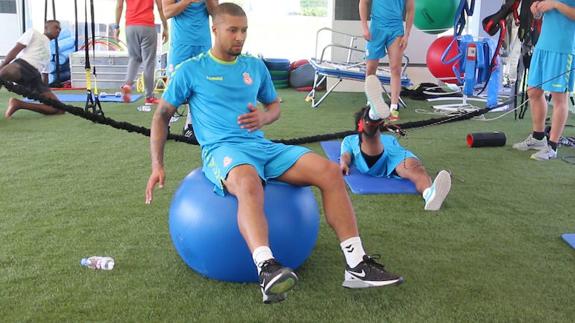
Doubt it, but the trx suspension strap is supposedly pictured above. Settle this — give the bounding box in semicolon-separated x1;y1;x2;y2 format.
74;0;78;51
454;0;475;37
482;0;542;118
44;0;60;86
21;0;26;33
84;0;103;116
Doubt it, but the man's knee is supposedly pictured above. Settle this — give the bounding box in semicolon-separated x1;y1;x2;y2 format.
527;87;544;99
389;64;402;77
0;64;18;81
365;60;379;76
226;168;263;196
551;92;569;107
316;161;345;187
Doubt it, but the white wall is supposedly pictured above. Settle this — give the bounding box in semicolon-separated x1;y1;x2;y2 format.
0;0;28;57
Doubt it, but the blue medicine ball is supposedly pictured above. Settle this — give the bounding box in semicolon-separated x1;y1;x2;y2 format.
169;168;320;283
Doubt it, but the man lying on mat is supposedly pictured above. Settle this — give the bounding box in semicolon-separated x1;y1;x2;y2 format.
339;106;451;211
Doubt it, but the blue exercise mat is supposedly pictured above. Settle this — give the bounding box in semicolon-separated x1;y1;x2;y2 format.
320;140;418;195
25;93;142;103
562;233;575;249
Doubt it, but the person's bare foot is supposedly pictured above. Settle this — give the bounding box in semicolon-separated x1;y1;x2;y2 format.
4;98;20;119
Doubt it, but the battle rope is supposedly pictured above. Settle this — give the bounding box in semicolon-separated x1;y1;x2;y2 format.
0;77;493;145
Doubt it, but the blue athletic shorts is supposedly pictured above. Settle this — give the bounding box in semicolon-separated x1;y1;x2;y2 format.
528;48;575;92
168;44;210;75
202;140;311;196
365;24;404;60
368;146;417;178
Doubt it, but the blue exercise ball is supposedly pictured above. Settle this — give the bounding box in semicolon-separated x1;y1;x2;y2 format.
169;168;320;283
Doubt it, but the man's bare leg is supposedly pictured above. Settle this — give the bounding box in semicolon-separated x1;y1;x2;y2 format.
224;164;297;303
278;152;403;288
4;91;64;119
394;158;432;193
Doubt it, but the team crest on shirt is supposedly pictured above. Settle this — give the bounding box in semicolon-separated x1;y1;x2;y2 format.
243;72;253;85
223;156;232;167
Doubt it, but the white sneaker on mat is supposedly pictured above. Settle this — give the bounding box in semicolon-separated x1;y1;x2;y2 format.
423;170;451;211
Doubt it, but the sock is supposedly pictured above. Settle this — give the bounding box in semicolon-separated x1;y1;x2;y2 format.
533;131;545;140
390;103;398;112
423;187;431;201
368;106;381;120
252;246;274;274
548;140;558;151
340;237;366;268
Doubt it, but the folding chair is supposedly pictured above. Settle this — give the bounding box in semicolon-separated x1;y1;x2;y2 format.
305;27;412;109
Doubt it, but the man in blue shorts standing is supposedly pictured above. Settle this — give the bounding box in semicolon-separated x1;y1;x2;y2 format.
513;0;575;160
145;3;403;304
339;107;451;211
162;0;218;137
359;0;414;122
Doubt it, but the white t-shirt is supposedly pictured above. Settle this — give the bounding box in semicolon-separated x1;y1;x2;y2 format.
15;29;51;74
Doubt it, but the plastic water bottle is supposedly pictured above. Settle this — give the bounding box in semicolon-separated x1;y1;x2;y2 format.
137;105;152;112
80;256;115;270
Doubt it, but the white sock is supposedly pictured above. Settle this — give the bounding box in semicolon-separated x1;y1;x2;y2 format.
252;246;274;273
423;187;431;201
368;106;381;120
340;237;366;268
390;103;398;112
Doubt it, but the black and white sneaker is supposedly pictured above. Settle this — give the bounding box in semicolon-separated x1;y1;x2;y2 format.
182;124;195;139
259;259;298;304
342;255;403;288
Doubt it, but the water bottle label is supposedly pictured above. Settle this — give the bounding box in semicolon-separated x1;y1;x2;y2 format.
81;256;115;270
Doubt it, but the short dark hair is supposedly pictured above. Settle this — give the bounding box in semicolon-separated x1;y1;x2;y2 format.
45;19;60;26
214;2;246;19
354;106;369;131
354;106;385;131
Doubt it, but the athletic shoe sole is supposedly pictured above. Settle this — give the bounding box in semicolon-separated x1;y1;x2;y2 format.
342;271;404;289
262;291;287;304
425;170;452;211
530;150;557;161
364;75;390;120
263;269;298;295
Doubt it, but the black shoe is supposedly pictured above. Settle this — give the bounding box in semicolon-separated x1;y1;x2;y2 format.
259;259;298;304
182;124;195;139
342;255;403;288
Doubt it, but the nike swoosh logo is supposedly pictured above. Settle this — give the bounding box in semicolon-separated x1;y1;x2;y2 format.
350;270;366;278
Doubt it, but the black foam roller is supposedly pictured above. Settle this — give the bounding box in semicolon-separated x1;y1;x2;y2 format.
466;132;506;148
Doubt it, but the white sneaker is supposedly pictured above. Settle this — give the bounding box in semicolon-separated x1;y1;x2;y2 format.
424;170;452;211
530;145;557;161
512;134;547;151
364;75;390;120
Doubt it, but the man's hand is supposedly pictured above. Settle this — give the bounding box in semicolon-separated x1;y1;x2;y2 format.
113;28;120;40
238;103;268;132
162;29;169;44
537;0;558;13
362;28;371;41
145;166;165;204
398;35;409;50
340;163;350;176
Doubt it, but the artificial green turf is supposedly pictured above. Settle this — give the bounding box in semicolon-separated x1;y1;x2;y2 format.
1;88;574;322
